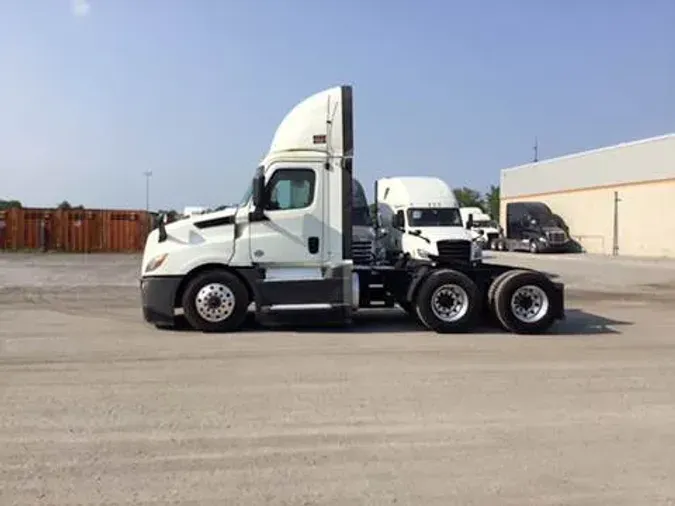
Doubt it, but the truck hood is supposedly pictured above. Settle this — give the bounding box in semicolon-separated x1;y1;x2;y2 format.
167;207;238;232
410;226;473;244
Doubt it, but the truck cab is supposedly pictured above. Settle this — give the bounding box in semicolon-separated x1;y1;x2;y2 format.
139;85;565;335
376;177;482;265
459;206;502;249
505;201;571;253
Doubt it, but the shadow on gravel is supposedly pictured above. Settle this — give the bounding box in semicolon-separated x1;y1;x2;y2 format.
163;307;630;336
546;309;632;336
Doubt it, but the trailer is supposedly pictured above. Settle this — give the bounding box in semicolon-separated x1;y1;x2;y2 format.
139;85;565;334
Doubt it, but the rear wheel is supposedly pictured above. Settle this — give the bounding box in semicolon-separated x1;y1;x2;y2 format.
181;270;249;332
487;270;528;313
415;270;481;333
493;271;557;334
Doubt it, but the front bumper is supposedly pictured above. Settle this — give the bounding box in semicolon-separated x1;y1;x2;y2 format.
140;276;182;326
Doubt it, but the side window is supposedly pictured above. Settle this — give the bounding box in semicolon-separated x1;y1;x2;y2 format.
265;169;316;211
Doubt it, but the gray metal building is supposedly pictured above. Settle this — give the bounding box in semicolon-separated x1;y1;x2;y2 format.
499;133;675;257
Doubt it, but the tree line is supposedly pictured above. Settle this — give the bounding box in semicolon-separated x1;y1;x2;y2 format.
0;200;84;210
2;185;501;219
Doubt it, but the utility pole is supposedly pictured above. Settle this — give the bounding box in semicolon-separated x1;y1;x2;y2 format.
612;191;621;256
533;137;539;163
143;170;153;212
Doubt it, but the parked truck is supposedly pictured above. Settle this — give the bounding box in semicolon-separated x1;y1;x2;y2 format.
495;201;571;253
376;176;482;265
459;207;503;249
139;85;565;334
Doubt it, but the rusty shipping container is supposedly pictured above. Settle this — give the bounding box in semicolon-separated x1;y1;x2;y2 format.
0;208;152;253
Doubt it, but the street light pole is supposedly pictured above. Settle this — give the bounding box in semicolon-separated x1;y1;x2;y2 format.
143;170;153;212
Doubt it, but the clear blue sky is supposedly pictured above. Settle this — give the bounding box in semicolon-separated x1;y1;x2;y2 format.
1;0;674;211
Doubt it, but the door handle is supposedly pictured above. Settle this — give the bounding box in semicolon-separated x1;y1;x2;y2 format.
308;236;319;254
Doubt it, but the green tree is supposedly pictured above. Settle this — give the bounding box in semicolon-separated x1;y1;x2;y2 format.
57;200;72;210
453;187;484;209
484;185;500;221
0;199;22;210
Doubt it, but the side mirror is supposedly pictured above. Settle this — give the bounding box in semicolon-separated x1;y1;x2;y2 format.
251;171;265;209
466;214;474;229
392;213;404;229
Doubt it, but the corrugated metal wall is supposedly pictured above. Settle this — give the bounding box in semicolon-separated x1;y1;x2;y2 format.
0;208;153;252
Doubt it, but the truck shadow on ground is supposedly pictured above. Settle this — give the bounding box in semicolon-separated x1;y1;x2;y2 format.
342;308;631;336
168;308;631;336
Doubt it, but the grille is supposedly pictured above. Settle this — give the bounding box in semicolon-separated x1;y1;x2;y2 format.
546;231;567;244
352;240;373;264
436;239;471;262
486;232;499;242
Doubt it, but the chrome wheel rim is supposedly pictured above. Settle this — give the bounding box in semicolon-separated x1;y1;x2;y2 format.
430;284;469;322
195;283;235;322
510;284;549;323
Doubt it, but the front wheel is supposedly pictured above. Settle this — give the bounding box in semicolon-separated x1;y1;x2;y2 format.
181;270;249;333
493;271;557;334
415;270;481;333
529;240;540;254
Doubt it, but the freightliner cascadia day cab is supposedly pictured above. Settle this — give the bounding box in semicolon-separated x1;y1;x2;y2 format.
499;202;571;254
376;177;482;264
140;85;565;334
459;206;502;249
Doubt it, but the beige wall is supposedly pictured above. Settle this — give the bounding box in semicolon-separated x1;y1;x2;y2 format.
500;180;675;258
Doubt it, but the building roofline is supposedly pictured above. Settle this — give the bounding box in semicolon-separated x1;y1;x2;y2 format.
502;132;675;174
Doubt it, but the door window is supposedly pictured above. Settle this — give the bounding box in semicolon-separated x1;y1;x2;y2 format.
265;169;316;211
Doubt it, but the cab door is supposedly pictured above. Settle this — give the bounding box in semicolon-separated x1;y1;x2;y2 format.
248;163;325;268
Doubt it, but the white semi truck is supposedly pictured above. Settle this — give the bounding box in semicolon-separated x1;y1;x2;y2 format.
140;85;565;334
376;176;482;264
459;206;503;249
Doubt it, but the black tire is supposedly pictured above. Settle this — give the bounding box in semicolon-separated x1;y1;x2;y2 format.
487;269;528;311
493;271;557;334
415;269;481;333
529;240;539;254
181;270;249;333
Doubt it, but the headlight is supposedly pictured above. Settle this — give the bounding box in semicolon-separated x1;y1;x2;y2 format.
415;249;431;259
539;237;547;242
145;253;168;273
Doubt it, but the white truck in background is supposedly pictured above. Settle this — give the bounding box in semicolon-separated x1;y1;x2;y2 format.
376;176;482;265
459;206;503;249
139;85;565;335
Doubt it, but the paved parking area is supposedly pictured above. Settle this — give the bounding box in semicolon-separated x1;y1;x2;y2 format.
2;252;675;505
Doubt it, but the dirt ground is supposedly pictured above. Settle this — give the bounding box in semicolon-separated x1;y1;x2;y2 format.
2;251;675;505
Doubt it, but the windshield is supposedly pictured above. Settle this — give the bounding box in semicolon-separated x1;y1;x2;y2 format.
407;207;462;227
351;179;372;227
473;219;498;228
352;206;372;227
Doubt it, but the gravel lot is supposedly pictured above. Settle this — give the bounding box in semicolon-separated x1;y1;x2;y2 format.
2;251;675;505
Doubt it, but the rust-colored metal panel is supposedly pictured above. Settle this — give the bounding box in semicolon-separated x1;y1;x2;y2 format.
0;208;152;252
